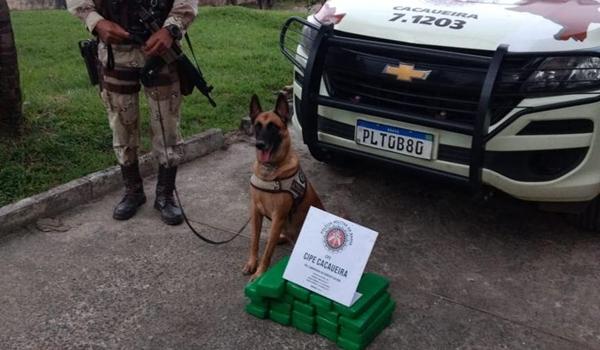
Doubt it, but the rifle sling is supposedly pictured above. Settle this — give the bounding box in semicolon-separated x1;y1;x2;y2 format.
184;33;202;73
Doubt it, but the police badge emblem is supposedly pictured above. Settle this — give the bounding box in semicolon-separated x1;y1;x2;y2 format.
322;221;353;253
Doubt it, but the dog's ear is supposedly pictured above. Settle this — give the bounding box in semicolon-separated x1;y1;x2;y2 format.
249;94;262;122
274;93;290;124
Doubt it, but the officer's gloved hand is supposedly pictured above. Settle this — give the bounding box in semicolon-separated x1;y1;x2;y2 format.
143;28;173;57
95;20;130;45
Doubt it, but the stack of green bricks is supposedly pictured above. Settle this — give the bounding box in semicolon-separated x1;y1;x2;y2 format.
244;256;396;350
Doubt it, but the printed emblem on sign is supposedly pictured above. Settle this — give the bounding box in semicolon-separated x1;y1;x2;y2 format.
322;221;354;253
383;63;432;82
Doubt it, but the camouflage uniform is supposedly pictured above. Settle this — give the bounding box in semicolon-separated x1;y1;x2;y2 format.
67;0;198;167
67;0;198;225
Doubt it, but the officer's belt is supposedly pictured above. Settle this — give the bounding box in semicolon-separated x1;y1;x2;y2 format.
100;66;178;94
104;68;140;81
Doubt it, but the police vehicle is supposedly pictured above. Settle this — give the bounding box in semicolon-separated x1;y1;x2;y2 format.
280;0;600;230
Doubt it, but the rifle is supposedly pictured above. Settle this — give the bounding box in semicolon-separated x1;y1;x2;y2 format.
133;7;217;107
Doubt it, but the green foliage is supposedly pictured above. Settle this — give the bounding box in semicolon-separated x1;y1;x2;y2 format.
0;6;301;207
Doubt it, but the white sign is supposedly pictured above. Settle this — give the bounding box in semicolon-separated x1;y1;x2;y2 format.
283;207;379;307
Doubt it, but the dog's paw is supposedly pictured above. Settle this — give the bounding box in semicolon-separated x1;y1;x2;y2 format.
249;268;266;282
277;233;292;245
242;260;258;275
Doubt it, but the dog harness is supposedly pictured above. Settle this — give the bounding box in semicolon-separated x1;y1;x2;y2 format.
250;167;308;211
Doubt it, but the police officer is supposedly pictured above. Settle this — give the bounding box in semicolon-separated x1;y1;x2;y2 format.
67;0;198;225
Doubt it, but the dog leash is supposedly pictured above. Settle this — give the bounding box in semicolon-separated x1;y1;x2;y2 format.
154;91;242;245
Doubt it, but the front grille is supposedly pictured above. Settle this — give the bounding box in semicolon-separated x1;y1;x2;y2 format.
437;145;470;165
318;116;354;140
323;43;526;132
518;119;594;135
316;115;587;182
485;148;589;182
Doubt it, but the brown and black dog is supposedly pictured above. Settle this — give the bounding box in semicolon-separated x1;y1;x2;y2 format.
243;93;324;280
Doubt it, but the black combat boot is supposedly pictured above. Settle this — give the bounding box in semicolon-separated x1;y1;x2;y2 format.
113;161;146;220
154;165;183;225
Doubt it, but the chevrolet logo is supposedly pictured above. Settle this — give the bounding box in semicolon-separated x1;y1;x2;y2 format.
383;63;431;82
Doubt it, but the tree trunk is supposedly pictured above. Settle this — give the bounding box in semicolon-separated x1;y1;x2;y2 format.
0;0;23;137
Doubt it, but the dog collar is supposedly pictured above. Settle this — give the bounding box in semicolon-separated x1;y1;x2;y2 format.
250;167;307;205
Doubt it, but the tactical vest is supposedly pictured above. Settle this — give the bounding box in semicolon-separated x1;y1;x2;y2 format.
94;0;174;41
250;167;309;217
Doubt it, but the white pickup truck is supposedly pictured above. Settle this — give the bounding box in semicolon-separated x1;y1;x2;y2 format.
280;0;600;230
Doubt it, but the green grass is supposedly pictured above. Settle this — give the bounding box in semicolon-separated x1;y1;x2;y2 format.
0;6;304;207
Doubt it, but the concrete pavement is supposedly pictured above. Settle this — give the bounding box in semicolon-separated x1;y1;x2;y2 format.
1;132;599;349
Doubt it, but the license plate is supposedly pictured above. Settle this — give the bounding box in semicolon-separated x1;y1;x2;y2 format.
355;120;434;160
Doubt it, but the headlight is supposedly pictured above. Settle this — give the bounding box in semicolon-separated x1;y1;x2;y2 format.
524;56;600;92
